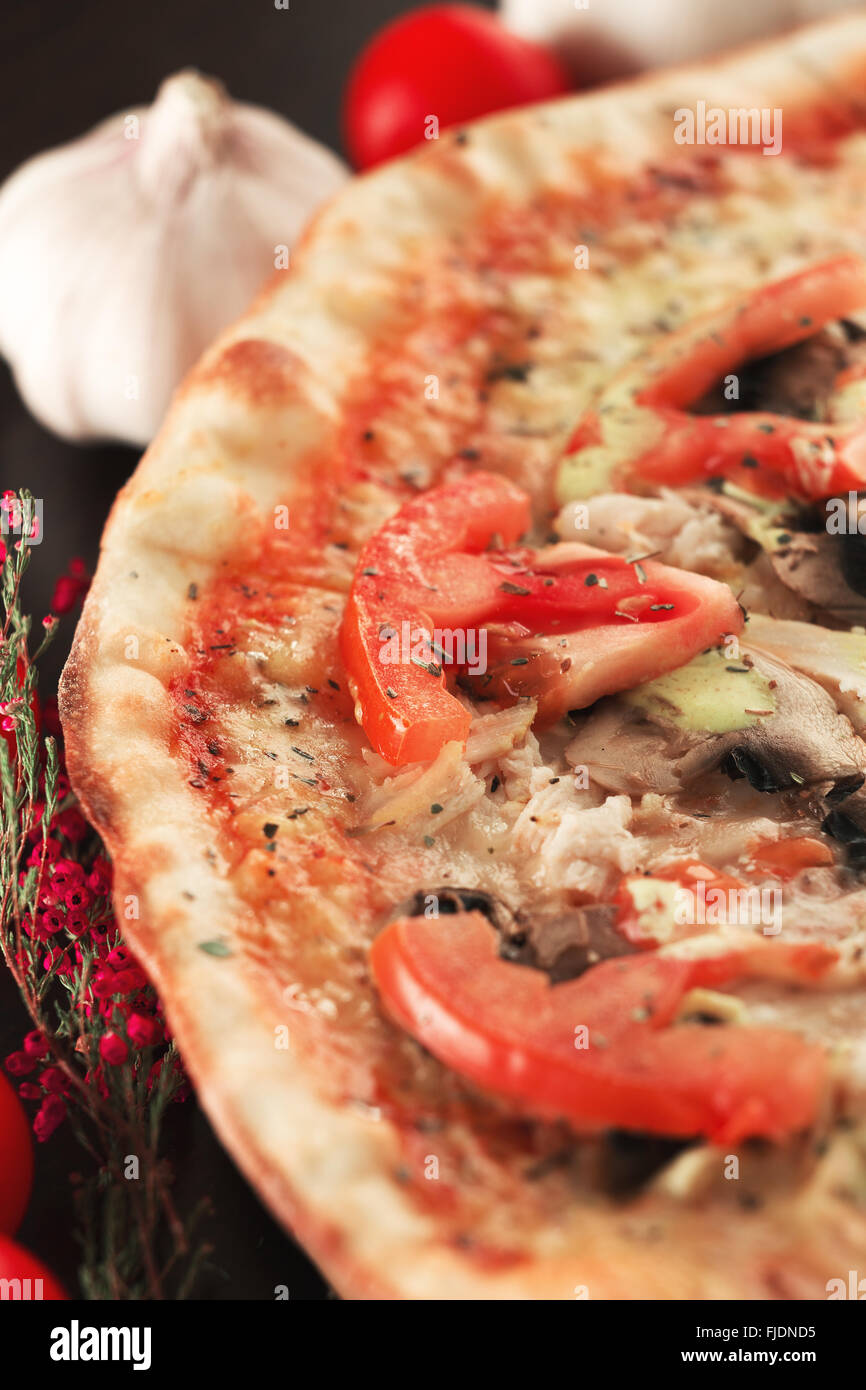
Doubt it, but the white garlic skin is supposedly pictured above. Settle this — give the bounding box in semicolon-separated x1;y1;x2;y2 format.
0;71;348;446
501;0;851;81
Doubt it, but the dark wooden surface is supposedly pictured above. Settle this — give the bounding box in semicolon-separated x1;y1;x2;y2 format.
0;0;497;1302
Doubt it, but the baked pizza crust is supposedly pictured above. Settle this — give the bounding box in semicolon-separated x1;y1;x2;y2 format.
60;12;866;1298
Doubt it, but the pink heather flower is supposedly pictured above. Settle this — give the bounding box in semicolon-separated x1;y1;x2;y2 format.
86;863;112;895
39;1067;68;1095
5;1050;35;1076
41;946;73;976
92;968;120;1000
64;911;90;938
34;1094;66;1142
41;614;56;630
113;967;147;994
50;577;78;614
99;1033;128;1066
2;702;189;1137
28;838;61;866
83;1069;110;1100
1;716;14;733
33;909;64;939
127;1013;160;1048
50;861;84;891
56;808;89;842
50;559;90;615
23;1030;49;1059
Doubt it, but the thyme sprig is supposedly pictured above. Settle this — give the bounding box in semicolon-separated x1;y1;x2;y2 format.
0;492;210;1298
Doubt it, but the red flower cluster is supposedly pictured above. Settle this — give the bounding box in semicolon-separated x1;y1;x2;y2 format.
3;562;184;1141
1;491;39;551
3;773;182;1139
50;558;90;617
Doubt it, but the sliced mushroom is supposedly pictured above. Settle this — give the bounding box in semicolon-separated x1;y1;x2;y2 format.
744;613;866;736
692;322;866;422
766;529;866;627
564;701;689;797
386;887;633;984
681;483;866;627
671;647;866;800
597;1130;691;1199
569;646;866;860
499;903;635;983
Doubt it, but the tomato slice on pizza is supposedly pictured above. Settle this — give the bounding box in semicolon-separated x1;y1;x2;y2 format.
341;473;743;762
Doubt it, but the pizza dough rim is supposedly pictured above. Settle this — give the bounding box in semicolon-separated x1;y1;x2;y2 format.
60;12;866;1299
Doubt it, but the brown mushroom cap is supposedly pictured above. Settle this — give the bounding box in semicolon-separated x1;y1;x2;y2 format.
569;646;866;845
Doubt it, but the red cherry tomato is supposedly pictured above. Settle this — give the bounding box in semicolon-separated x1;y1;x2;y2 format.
0;1072;32;1234
343;4;572;169
0;1235;65;1299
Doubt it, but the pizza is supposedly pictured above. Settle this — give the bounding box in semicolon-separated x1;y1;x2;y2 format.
61;13;866;1299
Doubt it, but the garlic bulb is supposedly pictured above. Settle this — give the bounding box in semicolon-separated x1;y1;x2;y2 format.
0;71;348;446
501;0;851;82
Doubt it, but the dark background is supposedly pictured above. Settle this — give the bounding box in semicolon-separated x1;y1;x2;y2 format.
0;0;494;1302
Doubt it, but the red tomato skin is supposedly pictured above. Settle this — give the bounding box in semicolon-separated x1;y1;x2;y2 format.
343;5;572;169
0;1072;33;1235
341;472;743;764
340;471;530;764
372;912;827;1143
747;836;835;879
0;1235;65;1299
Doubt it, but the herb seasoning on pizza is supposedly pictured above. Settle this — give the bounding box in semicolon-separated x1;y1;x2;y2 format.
62;14;866;1298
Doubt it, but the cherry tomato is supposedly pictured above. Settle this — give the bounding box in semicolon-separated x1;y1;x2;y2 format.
343;4;572;169
0;1072;33;1234
0;1234;65;1299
